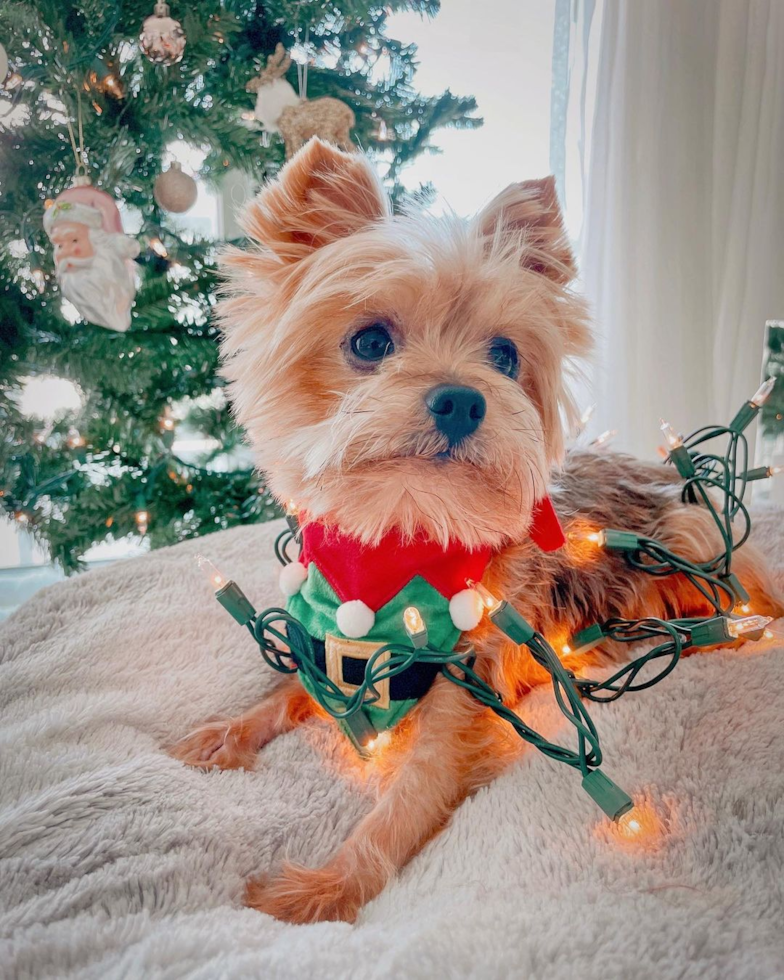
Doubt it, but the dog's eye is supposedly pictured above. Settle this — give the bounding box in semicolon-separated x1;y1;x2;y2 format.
488;337;520;379
349;324;395;363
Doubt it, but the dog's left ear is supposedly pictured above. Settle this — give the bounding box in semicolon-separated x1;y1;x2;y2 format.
476;176;576;284
241;138;389;264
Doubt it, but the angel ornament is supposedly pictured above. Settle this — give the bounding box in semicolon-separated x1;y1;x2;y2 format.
245;43;355;159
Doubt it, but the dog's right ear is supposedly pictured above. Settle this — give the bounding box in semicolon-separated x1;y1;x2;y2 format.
241;138;389;264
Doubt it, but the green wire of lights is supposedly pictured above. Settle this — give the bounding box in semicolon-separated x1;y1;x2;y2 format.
199;380;778;825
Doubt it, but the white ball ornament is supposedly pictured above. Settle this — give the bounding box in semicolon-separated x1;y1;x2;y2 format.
153;162;197;213
449;588;485;632
336;600;375;639
279;561;308;597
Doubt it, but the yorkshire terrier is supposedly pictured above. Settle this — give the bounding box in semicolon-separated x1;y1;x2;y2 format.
171;138;782;924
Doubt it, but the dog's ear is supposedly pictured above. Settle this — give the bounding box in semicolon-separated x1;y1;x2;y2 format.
476;176;576;284
241;138;389;264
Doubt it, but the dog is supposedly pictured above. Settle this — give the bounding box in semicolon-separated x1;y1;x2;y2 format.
171;138;783;924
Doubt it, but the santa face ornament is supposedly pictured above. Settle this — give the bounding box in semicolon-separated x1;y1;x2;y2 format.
44;179;140;332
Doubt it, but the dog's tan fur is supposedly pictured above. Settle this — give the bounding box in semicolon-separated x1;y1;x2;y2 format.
171;139;783;924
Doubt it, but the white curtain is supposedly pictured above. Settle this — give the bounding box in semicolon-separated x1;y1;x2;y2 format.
564;0;784;458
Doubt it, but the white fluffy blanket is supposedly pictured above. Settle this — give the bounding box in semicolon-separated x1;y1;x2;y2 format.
2;513;783;980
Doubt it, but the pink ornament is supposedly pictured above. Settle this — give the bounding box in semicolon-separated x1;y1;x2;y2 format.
44;177;140;332
140;2;186;66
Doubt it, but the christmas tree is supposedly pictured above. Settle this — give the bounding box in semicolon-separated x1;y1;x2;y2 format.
0;1;480;571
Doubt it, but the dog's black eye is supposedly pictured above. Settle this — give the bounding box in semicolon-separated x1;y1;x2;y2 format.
350;323;395;363
488;337;519;379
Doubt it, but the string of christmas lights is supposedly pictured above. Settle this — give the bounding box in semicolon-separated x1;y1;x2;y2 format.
199;382;779;829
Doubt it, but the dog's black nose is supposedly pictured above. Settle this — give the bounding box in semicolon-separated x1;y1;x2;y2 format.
425;384;486;446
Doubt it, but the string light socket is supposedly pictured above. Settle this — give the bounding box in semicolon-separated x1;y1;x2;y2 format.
597;529;641;551
343;709;379;755
729;380;774;434
468;580;535;645
568;623;606;657
582;769;634;822
721;572;750;606
745;465;784;481
197;556;257;626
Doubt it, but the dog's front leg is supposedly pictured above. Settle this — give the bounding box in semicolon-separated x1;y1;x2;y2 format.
245;677;513;923
170;676;317;770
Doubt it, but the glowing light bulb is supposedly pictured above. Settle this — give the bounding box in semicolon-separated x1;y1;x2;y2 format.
763;629;773;640
197;554;227;591
149;237;168;258
590;429;618;448
403;606;428;647
750;377;776;407
159;412;175;432
466;579;503;615
562;643;572;655
31;267;46;293
364;730;391;753
404;606;424;634
585;530;605;546
660;418;683;450
609;800;664;845
285;499;298;516
579;404;595;428
619;812;641;835
15;511;29;524
66;427;85;449
103;74;123;97
135;510;149;534
727;615;774;638
768;465;783;477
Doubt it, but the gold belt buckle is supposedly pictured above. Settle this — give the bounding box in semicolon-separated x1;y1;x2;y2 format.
324;633;391;710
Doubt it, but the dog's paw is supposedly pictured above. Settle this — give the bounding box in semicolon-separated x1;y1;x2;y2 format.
169;720;258;771
244;863;362;924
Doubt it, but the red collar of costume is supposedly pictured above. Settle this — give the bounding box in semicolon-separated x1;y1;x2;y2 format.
298;496;564;612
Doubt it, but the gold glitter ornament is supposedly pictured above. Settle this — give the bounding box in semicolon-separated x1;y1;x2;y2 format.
153;162;197;213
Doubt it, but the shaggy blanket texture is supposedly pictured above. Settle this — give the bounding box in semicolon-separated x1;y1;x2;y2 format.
1;513;783;980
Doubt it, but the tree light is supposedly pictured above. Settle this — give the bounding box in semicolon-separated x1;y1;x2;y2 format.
660;418;683;450
403;606;428;648
135;510;149;534
578;404;595;430
149;237;168;258
66;427;85;448
750;377;776;407
727;615;774;638
197;554;226;591
466;579;502;615
590;429;617;449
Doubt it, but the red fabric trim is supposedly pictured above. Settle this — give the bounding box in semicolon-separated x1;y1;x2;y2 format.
528;496;565;552
300;523;492;611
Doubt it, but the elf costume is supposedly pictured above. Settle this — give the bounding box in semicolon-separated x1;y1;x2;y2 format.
279;498;566;752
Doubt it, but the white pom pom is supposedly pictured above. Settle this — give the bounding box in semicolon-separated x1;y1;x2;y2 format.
449;588;485;631
279;561;308;597
336;600;376;639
